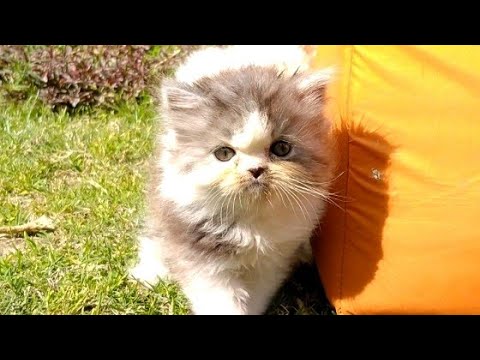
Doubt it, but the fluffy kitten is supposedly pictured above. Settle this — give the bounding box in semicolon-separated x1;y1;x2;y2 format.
130;45;335;315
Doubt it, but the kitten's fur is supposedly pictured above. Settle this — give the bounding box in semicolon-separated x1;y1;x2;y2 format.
130;45;335;315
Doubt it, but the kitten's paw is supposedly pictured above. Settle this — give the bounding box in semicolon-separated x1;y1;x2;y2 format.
129;236;170;288
184;279;249;315
190;301;248;315
128;261;170;289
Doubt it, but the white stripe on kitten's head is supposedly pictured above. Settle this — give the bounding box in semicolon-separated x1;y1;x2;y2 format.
174;45;311;85
159;63;335;222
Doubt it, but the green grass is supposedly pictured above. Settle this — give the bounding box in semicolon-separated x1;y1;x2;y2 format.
0;48;334;315
0;96;191;314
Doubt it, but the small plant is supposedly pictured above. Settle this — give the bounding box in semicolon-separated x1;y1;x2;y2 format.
0;45;201;110
0;46;32;100
0;45;27;83
28;45;153;109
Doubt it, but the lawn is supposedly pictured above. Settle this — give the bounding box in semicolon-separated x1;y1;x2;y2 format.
0;45;334;315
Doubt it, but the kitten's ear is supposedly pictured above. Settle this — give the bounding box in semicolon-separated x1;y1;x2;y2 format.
161;79;204;111
296;67;335;103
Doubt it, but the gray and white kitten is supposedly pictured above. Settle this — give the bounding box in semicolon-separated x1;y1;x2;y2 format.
130;45;335;315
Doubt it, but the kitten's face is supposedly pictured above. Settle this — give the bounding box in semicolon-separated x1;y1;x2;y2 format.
160;66;333;217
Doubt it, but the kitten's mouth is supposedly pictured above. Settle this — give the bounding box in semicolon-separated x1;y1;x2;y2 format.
244;179;267;195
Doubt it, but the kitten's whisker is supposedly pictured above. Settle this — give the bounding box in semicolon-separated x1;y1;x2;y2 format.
277;183;308;222
285;175;338;189
254;192;260;217
265;189;274;209
271;184;288;209
321;171;347;184
239;190;244;210
317;194;345;212
284;182;345;212
283;181;329;197
323;193;352;202
325;200;345;212
288;185;318;216
223;193;231;224
204;189;223;213
295;188;345;211
218;192;230;227
226;191;236;222
232;191;238;218
285;186;310;222
279;169;345;187
280;177;348;201
276;184;298;218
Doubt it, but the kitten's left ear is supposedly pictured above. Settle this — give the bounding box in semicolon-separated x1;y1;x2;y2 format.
161;78;204;112
296;67;335;103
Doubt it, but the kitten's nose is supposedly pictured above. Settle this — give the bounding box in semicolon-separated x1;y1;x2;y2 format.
248;167;265;179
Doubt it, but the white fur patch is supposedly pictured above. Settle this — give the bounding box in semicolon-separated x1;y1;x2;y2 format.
160;165;198;207
231;110;270;151
129;236;170;287
183;276;249;315
175;45;309;85
160;152;231;208
163;130;177;149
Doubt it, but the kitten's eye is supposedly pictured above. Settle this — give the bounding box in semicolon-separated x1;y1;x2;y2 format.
214;147;236;162
270;141;292;157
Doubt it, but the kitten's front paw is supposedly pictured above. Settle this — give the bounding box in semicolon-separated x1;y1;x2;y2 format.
129;236;170;288
128;262;169;289
190;303;248;315
184;280;249;315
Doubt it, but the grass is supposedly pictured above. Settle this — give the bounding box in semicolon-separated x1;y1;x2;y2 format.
0;47;334;315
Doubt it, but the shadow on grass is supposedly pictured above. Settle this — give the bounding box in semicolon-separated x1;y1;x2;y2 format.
267;262;336;315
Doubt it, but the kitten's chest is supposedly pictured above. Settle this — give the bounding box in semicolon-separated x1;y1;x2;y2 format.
222;217;311;271
235;209;314;251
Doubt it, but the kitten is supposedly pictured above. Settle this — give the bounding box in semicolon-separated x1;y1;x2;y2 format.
130;45;335;315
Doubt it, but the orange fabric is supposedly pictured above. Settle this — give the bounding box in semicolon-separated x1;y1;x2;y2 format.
310;45;480;314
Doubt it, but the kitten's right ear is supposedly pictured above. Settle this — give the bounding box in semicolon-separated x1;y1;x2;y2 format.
295;67;336;103
161;79;203;111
